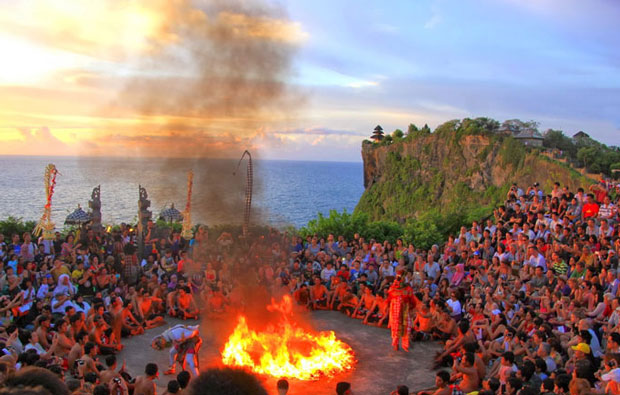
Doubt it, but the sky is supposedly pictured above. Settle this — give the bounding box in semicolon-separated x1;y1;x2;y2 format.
0;0;618;162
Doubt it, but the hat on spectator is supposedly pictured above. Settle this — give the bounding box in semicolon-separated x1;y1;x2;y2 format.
571;343;591;354
601;368;620;383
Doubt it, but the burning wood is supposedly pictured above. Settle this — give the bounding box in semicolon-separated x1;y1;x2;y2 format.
221;295;356;380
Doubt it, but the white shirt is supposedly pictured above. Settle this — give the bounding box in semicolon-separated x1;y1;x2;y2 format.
51;298;75;314
447;298;462;316
74;301;91;315
588;328;604;358
36;284;50;300
379;265;394;277
529;253;547;272
163;325;199;343
320;268;336;282
24;343;46;356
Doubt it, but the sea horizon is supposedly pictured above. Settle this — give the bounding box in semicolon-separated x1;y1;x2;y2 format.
0;156;364;229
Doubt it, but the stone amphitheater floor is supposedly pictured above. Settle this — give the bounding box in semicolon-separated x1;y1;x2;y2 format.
116;311;441;394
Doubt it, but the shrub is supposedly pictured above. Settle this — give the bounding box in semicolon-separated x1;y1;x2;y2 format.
403;218;442;250
0;217;37;239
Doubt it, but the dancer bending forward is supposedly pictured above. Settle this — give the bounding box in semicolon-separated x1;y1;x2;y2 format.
151;324;202;377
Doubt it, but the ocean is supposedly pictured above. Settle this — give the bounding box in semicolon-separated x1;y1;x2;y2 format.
0;156;364;229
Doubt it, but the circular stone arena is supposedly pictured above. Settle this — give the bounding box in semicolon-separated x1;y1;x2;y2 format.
117;311;441;394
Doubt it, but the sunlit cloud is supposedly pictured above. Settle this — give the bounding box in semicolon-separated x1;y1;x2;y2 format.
274;127;365;137
347;80;379;89
0;127;74;156
218;12;309;43
0;0;617;161
0;1;176;59
296;64;380;89
0;0;310;159
0;34;92;85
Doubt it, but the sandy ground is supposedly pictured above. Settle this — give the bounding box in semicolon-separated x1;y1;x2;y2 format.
115;311;441;394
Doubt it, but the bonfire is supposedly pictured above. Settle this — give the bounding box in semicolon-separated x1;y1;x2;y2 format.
221;295;356;380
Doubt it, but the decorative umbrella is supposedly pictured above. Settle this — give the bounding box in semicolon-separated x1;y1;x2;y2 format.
65;205;92;225
160;203;183;222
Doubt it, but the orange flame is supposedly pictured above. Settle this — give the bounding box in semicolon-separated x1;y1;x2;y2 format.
221;295;356;380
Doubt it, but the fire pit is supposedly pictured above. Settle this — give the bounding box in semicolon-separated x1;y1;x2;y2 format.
221;295;356;380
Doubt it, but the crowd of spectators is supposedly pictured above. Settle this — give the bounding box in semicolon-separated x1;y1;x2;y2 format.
0;179;618;394
284;180;620;394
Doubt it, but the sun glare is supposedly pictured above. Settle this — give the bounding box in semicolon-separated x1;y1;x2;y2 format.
0;35;76;85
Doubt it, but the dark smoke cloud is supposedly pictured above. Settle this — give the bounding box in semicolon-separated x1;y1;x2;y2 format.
114;0;302;131
83;0;304;227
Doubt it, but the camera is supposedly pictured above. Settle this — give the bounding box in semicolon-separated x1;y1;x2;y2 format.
77;359;85;365
113;377;122;384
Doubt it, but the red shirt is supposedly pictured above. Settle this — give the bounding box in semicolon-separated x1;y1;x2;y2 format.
583;203;599;218
337;270;350;281
177;259;187;273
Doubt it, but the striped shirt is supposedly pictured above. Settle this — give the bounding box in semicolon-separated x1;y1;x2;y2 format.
552;260;569;275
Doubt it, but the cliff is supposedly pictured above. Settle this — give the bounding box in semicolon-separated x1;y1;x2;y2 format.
355;118;593;224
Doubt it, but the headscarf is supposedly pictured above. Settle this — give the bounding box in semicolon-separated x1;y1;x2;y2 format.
53;273;76;297
451;263;465;286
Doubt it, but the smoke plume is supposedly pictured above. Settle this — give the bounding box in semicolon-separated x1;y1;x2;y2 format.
84;0;304;226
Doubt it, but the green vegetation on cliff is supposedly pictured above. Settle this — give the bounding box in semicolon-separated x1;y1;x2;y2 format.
354;117;595;243
298;209;443;250
543;130;620;176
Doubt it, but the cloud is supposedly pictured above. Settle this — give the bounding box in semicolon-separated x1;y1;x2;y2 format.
217;12;308;43
75;129;257;158
311;135;325;146
347;80;379;89
0;0;308;61
52;69;110;88
0;1;172;60
273;127;365;137
424;14;441;29
0;127;74;155
424;2;442;29
0;0;309;160
496;0;620;33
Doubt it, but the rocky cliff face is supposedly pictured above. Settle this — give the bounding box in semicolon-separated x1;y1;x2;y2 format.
356;129;591;222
